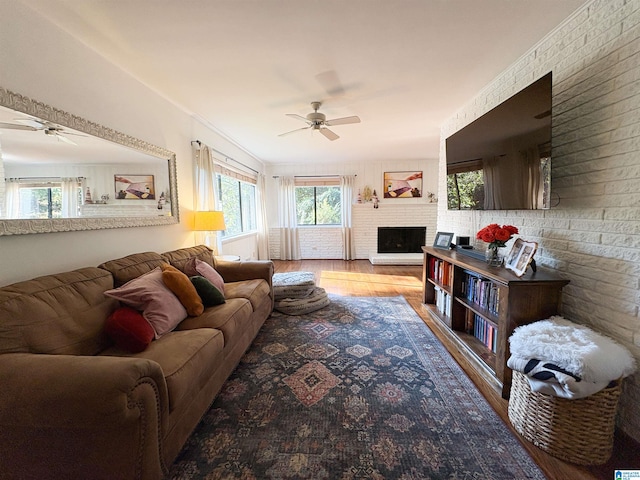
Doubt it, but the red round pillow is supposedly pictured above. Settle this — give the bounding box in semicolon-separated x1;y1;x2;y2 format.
105;306;155;353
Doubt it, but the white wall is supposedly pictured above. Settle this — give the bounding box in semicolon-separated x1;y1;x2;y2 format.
0;2;263;286
266;158;438;259
438;0;640;441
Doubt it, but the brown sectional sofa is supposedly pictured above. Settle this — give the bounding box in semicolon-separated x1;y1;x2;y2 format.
0;245;274;480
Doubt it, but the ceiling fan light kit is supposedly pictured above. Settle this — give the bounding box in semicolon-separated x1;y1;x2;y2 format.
279;101;360;141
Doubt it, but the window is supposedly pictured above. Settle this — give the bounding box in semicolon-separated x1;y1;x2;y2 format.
18;184;63;219
216;173;257;237
295;185;341;225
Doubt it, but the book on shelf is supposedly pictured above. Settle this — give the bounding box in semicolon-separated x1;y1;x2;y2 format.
433;285;452;317
429;257;453;287
461;271;500;315
472;314;497;353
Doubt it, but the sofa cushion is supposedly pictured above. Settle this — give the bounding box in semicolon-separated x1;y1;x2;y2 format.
104;267;187;338
161;264;204;317
104;306;155;353
177;298;252;347
190;276;225;307
98;252;166;287
183;258;225;296
224;279;270;311
100;328;224;413
0;267;117;356
161;245;215;271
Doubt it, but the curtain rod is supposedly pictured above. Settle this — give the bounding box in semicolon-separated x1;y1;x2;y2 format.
272;174;357;178
191;140;259;175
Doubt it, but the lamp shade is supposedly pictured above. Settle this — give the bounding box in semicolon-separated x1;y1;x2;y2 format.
193;211;226;231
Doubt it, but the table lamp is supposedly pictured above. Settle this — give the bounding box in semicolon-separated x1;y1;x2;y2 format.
193;211;226;254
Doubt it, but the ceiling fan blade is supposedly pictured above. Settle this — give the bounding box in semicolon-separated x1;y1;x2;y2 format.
0;122;38;131
278;126;311;137
13;118;47;129
325;115;361;126
285;113;310;124
56;134;77;145
315;70;346;97
319;127;339;141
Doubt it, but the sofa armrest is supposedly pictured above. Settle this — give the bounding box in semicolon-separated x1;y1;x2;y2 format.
0;353;169;480
214;259;274;289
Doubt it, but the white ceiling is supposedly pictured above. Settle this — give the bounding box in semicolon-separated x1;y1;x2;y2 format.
20;0;588;166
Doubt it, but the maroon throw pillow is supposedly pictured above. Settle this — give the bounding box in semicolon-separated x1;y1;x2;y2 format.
105;306;155;353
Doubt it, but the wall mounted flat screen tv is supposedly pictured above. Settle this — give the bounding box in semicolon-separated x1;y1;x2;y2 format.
446;72;552;210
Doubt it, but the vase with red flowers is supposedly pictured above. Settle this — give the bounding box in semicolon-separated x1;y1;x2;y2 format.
476;223;519;266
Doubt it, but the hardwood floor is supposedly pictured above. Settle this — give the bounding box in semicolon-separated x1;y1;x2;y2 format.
273;259;639;480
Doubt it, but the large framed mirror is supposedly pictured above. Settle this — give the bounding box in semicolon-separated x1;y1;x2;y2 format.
0;87;179;235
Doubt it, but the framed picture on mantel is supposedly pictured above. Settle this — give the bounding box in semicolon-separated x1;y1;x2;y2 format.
505;238;538;277
115;174;155;200
433;231;454;250
383;171;422;198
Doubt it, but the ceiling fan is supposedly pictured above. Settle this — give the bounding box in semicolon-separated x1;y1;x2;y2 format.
279;101;360;141
0;118;84;145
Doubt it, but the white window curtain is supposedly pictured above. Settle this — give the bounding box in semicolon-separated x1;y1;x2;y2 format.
194;143;222;252
4;178;20;219
256;173;271;260
521;145;541;209
483;156;505;210
340;175;356;260
61;177;82;218
278;176;300;260
194;144;219;211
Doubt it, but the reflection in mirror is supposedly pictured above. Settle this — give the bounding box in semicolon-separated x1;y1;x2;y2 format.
0;87;179;235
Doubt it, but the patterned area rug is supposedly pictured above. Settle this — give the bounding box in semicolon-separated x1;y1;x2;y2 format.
169;295;545;479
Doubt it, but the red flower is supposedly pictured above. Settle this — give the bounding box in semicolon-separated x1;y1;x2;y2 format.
476;224;519;248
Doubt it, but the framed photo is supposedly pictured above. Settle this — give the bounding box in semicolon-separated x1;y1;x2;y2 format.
433;231;454;250
114;175;155;200
505;238;538;277
383;171;422;198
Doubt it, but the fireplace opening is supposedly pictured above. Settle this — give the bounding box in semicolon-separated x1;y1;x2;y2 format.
377;227;426;254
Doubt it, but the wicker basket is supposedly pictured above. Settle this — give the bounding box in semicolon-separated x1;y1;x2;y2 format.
508;370;622;465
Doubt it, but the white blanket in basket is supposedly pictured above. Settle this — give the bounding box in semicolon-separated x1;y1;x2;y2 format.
508;316;636;399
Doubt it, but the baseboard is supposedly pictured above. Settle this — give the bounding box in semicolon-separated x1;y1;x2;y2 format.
369;253;423;265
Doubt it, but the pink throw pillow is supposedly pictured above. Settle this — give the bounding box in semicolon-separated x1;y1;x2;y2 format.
183;258;225;296
104;267;187;338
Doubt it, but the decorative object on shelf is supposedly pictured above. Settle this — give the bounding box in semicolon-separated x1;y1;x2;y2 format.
356;190;362;203
433;231;454;250
372;189;379;209
505;238;538;276
383;171;422;198
362;186;372;202
85;187;93;204
476;223;519;267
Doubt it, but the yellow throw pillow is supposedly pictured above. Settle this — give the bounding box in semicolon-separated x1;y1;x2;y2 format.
161;263;204;317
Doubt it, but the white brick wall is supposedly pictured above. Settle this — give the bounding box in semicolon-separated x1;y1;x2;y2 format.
439;0;640;441
269;203;438;259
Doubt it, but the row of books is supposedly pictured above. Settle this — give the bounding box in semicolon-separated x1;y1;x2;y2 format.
471;314;498;353
461;272;500;315
433;285;452;317
428;257;453;287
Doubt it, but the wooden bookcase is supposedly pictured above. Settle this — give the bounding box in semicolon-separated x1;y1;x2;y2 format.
422;246;569;398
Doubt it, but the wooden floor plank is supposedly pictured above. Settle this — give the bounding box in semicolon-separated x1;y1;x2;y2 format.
272;259;638;480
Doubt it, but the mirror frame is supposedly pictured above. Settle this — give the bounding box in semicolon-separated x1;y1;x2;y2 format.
0;87;179;235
